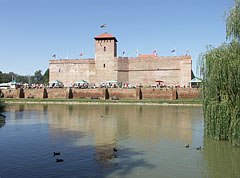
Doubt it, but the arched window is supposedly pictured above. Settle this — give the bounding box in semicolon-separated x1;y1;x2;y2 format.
104;46;106;52
103;64;105;68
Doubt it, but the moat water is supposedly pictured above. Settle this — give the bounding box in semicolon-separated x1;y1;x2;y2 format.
0;104;239;178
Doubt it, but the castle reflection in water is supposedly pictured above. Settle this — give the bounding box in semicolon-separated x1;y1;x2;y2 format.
7;104;197;166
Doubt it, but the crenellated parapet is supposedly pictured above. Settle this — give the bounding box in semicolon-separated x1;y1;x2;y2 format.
49;58;95;64
49;32;193;87
116;56;191;70
117;55;191;61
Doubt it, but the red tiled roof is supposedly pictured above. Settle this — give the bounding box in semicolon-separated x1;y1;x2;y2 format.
138;54;158;58
94;33;118;42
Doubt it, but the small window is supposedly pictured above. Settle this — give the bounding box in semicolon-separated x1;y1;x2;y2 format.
104;46;106;52
59;69;61;72
103;64;105;68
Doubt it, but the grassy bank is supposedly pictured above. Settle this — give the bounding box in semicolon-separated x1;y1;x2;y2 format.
1;98;202;105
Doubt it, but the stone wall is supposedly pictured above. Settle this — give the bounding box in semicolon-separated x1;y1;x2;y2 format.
141;88;177;100
177;88;200;99
1;89;19;98
122;56;191;87
108;88;137;99
0;88;200;100
95;39;118;85
24;89;46;99
117;57;129;84
49;33;192;88
46;88;70;99
72;88;107;99
49;59;95;87
49;56;192;88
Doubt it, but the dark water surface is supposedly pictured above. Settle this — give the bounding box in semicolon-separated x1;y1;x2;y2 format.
0;104;239;178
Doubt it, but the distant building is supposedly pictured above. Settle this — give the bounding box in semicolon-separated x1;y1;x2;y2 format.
49;33;192;87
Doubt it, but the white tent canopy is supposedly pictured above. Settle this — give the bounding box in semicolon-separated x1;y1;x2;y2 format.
189;78;202;83
49;80;62;84
107;79;118;83
74;80;87;84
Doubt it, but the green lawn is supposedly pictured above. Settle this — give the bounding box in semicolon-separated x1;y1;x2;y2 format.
2;98;202;105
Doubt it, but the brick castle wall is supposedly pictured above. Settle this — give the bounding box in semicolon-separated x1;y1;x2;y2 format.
49;59;95;87
94;39;118;84
118;56;191;87
24;89;46;99
1;89;18;98
108;88;137;99
49;33;192;88
0;88;200;100
141;88;177;100
49;56;192;88
177;88;200;99
47;88;69;99
72;88;107;99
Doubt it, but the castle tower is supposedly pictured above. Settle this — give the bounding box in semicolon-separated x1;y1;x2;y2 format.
94;33;118;84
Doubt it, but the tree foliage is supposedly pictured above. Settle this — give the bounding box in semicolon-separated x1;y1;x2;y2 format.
226;0;240;40
200;42;240;146
0;71;29;84
0;68;49;85
33;70;43;84
200;0;240;146
43;69;49;84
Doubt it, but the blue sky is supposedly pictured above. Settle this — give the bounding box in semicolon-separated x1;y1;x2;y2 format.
0;0;233;76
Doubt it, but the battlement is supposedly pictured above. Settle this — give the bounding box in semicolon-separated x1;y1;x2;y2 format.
49;32;192;88
117;55;191;61
49;58;95;64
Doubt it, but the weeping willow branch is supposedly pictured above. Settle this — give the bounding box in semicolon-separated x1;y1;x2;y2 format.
200;41;240;146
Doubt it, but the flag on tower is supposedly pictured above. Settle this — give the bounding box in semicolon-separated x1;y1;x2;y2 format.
100;24;107;28
186;50;189;55
171;49;175;53
136;49;139;57
79;52;83;56
153;49;156;54
52;53;56;59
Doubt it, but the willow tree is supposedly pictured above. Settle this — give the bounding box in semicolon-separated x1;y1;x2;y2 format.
226;0;240;40
200;0;240;146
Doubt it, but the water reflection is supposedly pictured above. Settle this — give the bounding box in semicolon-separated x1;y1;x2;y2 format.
0;120;5;128
46;105;194;145
2;104;239;178
203;136;240;178
0;114;6;128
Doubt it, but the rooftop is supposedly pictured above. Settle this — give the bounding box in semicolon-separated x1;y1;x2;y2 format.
94;32;118;42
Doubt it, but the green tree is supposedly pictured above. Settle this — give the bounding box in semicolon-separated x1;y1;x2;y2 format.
0;72;14;83
200;0;240;146
43;69;49;84
226;0;240;40
34;70;43;84
15;75;29;84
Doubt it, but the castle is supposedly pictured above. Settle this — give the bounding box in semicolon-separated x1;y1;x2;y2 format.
49;33;193;87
